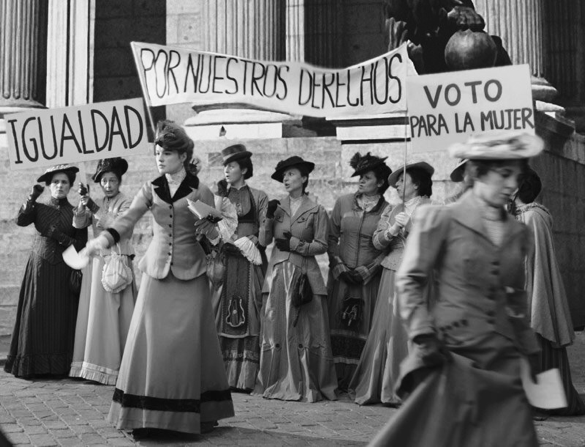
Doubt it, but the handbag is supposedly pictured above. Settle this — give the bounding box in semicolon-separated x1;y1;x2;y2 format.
101;244;133;293
292;258;313;326
69;269;83;294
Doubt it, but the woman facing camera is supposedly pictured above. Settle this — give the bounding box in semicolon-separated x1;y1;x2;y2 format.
69;157;137;385
349;161;434;405
370;132;544;447
327;153;391;391
5;164;87;378
85;121;234;436
254;156;337;402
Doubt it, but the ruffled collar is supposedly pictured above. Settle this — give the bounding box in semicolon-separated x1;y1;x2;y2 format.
165;167;186;186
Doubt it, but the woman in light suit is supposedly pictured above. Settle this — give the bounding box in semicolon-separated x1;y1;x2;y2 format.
253;156;337;402
369;132;544;447
86;121;234;437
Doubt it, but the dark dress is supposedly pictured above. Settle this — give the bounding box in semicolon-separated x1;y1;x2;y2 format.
5;197;88;378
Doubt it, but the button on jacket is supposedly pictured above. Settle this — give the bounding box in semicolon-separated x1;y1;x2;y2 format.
107;171;215;281
397;191;539;356
260;195;329;295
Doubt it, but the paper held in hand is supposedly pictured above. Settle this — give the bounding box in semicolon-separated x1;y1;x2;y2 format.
187;199;223;222
520;357;567;409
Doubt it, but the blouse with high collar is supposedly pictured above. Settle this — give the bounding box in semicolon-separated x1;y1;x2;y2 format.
165;167;187;197
474;193;506;246
48;197;71;208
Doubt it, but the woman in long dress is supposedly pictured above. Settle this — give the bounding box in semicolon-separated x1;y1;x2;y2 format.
370;131;544;447
5;164;87;378
69;157;137;385
327;152;391;391
349;161;434;405
513;167;585;416
253;156;337;402
86;121;234;436
211;144;268;392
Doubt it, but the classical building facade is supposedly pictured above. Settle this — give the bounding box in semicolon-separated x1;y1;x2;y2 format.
1;0;585;337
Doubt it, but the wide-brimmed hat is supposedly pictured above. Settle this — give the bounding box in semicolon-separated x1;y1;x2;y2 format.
449;131;544;160
92;157;129;182
450;159;468;182
271;156;315;183
350;152;390;177
388;161;435;187
222;144;252;165
37;164;79;184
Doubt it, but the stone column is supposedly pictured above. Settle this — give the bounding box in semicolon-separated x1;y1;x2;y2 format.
46;0;94;108
0;0;46;113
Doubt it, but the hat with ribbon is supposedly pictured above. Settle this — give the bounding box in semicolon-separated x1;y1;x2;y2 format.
37;164;79;184
388;161;435;187
271;156;315;183
349;152;390;177
449;131;544;160
92;157;129;182
221;144;252;165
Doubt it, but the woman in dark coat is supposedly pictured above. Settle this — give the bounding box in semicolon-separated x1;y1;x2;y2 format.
327;153;391;391
5;164;88;378
370;131;544;447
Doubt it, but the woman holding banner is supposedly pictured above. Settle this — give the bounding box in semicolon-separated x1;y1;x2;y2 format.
85;121;234;436
326;152;391;391
254;156;337;402
5;164;88;378
369;131;543;447
211;144;268;392
69;157;138;385
349;161;434;405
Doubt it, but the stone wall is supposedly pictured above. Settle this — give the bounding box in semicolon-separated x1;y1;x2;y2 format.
1;114;584;335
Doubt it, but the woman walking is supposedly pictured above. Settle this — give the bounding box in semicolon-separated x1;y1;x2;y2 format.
86;121;234;436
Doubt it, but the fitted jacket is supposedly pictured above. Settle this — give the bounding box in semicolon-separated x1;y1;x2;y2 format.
260;195;329;295
397;191;539;356
105;171;215;281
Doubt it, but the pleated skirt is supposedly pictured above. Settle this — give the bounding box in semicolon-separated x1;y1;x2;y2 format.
69;257;137;385
108;272;234;434
253;261;338;402
4;253;79;378
348;268;409;405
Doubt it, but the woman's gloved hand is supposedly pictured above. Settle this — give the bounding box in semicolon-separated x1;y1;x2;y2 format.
194;218;219;240
274;230;292;252
413;333;452;367
266;199;280;219
29;184;45;202
86;234;110;257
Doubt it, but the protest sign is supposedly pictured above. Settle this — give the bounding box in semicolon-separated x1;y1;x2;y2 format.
5;98;149;171
406;65;534;152
131;42;415;118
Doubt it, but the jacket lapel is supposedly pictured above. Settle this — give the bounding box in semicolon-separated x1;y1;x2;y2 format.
291;195;318;223
152;172;200;204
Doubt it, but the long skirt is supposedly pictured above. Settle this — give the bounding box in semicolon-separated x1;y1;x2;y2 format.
108;272;234;434
4;253;79;378
536;334;585;415
369;333;538;447
211;253;263;391
253;261;337;402
348;268;409;405
69;257;137;385
328;269;382;391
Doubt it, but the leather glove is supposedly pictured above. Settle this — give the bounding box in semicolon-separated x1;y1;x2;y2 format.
413;334;452;367
194;218;219;240
274;237;290;252
348;269;365;284
78;182;89;197
267;199;280;219
29;184;44;202
222;243;241;256
47;225;74;247
339;270;358;285
206;214;223;224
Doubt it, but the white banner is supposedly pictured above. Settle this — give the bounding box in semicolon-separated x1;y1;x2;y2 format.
5;98;150;171
131;42;415;118
406;65;534;152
